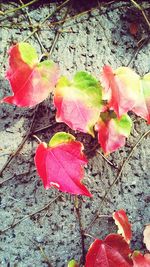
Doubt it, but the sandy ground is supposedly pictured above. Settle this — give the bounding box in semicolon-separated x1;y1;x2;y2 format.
0;1;150;266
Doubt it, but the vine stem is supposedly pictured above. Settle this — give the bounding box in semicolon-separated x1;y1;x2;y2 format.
32;121;57;134
23;0;71;42
96;150;118;169
74;196;85;265
19;0;46;53
126;36;149;67
86;129;150;232
48;0;116;27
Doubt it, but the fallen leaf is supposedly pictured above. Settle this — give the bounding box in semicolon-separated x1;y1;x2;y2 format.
129;22;138;36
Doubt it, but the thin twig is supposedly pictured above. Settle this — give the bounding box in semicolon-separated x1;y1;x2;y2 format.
126;37;149;67
23;0;71;42
0;193;62;235
27;237;53;267
84;232;96;240
96;150;118;169
0;175;16;186
74;196;85;265
130;0;150;29
19;0;46;53
48;0;117;27
0;0;39;16
48;3;70;59
86;129;150;231
32;122;57;134
0;105;38;177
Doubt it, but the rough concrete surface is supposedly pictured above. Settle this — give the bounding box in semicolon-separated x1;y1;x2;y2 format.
0;1;150;266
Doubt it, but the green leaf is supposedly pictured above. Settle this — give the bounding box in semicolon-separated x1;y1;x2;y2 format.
49;132;75;147
19;42;38;66
68;259;79;267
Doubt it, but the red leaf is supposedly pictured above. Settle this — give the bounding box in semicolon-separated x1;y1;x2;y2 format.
1;43;59;107
113;209;132;243
132;252;150;267
85;234;132;267
129;22;138;36
100;65;140;118
95;112;132;154
34;132;92;197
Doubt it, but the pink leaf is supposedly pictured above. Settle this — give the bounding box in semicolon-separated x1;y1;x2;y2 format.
95;112;132;154
100;65;140;118
34;132;92;197
113;209;132;243
85;234;132;267
54;72;102;136
1;42;59;107
132;73;150;124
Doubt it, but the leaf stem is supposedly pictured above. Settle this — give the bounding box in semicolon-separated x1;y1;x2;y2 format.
32;134;42;144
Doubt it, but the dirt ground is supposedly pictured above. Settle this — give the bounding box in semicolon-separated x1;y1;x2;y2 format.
0;1;150;266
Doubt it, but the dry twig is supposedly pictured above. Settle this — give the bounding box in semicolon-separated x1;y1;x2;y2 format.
0;193;62;235
86;129;150;231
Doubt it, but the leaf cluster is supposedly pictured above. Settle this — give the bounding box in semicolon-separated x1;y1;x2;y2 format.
1;42;150;196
